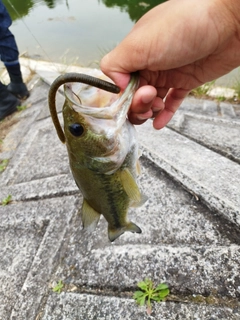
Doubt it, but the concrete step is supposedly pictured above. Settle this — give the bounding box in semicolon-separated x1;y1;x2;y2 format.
1;62;240;320
180;96;240;120
168;111;240;163
42;292;240;320
136;122;240;227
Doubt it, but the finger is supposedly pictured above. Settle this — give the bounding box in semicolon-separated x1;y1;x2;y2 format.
130;85;157;113
101;70;130;90
153;88;190;129
128;109;153;125
128;95;165;125
127;85;157;125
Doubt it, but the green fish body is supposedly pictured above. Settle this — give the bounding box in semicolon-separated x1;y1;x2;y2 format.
49;72;146;241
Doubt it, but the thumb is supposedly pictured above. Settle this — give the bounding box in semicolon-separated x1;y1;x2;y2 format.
100;53;131;90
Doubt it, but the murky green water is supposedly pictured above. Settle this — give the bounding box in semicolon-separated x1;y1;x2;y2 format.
2;0;239;87
3;0;164;65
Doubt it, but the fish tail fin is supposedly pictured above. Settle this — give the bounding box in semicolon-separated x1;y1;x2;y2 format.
108;222;142;242
81;199;101;232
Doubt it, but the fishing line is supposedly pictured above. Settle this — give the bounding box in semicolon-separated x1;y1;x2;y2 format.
6;0;57;68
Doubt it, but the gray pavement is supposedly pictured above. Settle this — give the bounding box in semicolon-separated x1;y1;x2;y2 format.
0;60;240;320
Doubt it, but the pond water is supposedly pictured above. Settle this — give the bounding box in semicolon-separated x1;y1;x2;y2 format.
3;0;164;66
2;0;239;87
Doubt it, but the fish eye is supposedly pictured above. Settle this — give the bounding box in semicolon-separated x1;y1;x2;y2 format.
68;123;84;136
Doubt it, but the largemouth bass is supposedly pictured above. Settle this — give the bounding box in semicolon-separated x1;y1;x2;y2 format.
48;71;146;241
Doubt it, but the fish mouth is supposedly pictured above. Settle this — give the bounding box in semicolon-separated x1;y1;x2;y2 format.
64;72;139;123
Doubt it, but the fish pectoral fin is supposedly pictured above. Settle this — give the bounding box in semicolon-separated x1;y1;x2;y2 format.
120;168;141;202
108;222;142;242
136;159;141;176
130;193;148;207
120;168;145;205
81;199;101;232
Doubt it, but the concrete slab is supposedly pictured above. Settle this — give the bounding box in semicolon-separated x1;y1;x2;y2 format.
0;115;69;186
180;97;219;117
42;293;240;320
136;122;240;226
0;196;78;320
0;60;240;320
168;111;240;163
220;101;239;119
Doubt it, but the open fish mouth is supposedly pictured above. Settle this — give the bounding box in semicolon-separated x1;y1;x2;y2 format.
64;70;139;120
48;69;139;143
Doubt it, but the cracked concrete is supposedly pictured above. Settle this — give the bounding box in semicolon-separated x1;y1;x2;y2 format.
0;59;240;320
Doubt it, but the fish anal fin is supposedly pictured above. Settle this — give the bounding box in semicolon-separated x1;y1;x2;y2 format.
108;228;125;242
108;222;142;242
81;199;101;232
120;168;142;203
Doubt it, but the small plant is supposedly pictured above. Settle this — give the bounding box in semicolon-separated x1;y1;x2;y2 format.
52;280;64;294
0;159;8;172
1;195;12;206
216;95;226;102
17;105;27;111
133;278;169;314
233;79;240;100
191;80;215;97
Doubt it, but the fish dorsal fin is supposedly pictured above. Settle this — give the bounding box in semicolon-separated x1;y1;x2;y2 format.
120;168;142;203
81;199;101;232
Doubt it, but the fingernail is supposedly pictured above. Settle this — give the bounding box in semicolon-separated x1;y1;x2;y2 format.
142;95;154;104
136;114;151;120
152;106;163;112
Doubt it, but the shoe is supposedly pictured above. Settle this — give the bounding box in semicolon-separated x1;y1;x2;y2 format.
0;85;21;121
7;82;30;100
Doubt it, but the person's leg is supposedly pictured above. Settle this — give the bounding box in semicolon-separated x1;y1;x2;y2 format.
5;61;30;99
0;2;29;99
0;81;20;120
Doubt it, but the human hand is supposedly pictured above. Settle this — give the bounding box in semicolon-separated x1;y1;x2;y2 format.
101;0;240;129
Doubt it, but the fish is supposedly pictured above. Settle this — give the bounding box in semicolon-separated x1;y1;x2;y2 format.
48;71;147;241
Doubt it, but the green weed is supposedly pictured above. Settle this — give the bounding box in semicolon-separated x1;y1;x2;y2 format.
52;280;64;294
133;279;169;314
216;96;226;102
17;105;27;111
233;80;240;100
1;195;12;206
191;80;215;97
0;159;9;172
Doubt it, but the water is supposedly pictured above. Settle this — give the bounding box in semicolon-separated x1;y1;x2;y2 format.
3;0;163;66
2;0;239;87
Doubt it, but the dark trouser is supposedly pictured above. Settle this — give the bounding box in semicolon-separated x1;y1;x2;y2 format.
0;0;19;65
0;1;23;85
0;1;29;119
